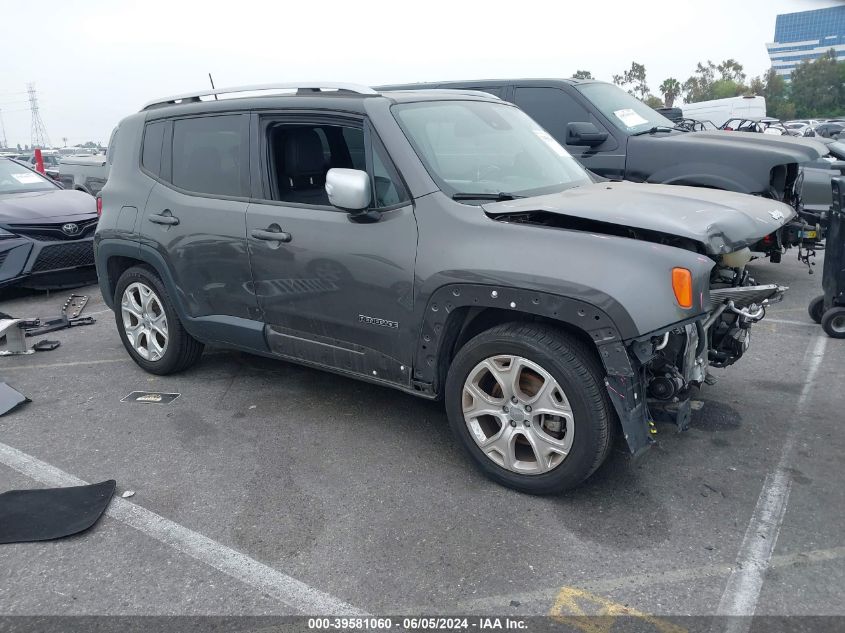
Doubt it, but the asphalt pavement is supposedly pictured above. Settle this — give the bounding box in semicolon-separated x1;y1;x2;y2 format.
0;252;842;625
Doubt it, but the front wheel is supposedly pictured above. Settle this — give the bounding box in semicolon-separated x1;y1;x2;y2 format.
114;266;204;374
444;322;615;494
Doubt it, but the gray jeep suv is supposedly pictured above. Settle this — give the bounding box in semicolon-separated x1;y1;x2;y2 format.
95;83;791;493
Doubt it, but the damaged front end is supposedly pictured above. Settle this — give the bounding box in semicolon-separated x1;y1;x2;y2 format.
606;262;786;456
483;182;793;456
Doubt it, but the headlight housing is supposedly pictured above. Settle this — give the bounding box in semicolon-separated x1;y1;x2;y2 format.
0;228;18;240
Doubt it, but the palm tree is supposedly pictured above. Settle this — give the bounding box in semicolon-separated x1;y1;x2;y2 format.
659;78;682;108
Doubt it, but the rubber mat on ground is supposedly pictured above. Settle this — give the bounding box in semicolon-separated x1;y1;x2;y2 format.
0;480;115;544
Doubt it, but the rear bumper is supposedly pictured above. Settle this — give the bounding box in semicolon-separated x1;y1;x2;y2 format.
0;235;96;289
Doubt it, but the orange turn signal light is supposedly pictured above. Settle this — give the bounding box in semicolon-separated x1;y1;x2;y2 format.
672;268;693;309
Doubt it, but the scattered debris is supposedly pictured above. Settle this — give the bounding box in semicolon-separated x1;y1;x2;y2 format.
248;405;257;410
0;480;115;544
121;490;135;499
24;314;95;337
0;383;30;416
33;340;60;352
509;600;521;607
63;294;89;319
0;318;34;355
121;391;181;405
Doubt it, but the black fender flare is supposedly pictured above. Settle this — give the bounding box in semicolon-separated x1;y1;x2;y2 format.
414;283;638;384
414;283;653;457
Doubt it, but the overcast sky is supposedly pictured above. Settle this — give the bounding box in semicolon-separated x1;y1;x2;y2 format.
0;0;841;148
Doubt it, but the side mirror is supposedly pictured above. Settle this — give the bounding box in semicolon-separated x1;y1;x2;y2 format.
566;122;608;147
326;168;371;211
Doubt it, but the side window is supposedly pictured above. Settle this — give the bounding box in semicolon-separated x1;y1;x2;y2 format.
171;115;244;197
513;87;594;144
141;121;165;177
371;135;409;208
262;120;407;209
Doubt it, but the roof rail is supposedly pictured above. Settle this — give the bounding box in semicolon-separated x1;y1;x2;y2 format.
141;82;378;110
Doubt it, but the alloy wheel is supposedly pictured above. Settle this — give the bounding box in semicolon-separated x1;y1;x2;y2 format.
462;355;574;475
121;282;169;361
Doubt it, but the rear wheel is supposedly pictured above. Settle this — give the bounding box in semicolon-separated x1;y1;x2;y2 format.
114;266;204;374
445;322;614;494
821;307;845;339
808;295;825;324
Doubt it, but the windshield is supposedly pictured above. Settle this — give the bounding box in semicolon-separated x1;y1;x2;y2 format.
0;159;57;194
392;100;592;199
575;82;674;134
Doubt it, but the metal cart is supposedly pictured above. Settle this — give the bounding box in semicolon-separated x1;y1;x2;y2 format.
809;177;845;338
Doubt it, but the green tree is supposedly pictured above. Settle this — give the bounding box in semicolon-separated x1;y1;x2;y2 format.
711;78;745;99
717;59;746;84
790;50;843;118
572;70;593;80
683;60;716;102
756;69;794;120
659;78;682;108
644;95;664;109
613;61;650;100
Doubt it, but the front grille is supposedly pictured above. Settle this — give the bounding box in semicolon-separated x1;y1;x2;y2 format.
31;242;95;272
8;217;98;241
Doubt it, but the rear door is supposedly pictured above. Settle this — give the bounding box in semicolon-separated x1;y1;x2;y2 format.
512;85;624;178
245;112;417;384
139;112;259;321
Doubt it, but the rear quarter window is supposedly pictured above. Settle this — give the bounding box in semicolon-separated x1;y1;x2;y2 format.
171;115;245;197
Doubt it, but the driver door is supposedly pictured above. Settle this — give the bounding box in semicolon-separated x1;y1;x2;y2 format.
245;113;417;384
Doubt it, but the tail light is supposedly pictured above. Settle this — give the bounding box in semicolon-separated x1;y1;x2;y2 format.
96;196;103;217
672;267;693;309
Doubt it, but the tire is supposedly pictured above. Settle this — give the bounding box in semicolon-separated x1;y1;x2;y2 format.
821;307;845;339
114;266;204;375
808;295;825;324
444;322;615;494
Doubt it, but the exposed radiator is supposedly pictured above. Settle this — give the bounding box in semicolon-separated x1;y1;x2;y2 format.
709;284;787;311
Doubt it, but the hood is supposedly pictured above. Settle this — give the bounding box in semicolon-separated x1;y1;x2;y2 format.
689;130;828;161
0;189;97;224
625;130;826;195
482;181;796;255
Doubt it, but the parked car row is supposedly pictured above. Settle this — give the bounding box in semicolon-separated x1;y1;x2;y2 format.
90;81;804;493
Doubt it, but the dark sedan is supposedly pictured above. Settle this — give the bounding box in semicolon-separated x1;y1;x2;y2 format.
0;157;98;290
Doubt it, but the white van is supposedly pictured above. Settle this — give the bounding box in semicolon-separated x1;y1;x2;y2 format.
681;96;766;128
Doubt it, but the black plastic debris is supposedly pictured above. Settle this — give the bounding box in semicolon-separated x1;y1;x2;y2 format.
0;382;30;416
33;340;61;352
0;480;115;544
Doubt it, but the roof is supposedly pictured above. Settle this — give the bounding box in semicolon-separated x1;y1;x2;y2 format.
141;83;504;118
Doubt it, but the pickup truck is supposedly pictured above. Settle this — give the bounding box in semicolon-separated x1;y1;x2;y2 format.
58;153;110;196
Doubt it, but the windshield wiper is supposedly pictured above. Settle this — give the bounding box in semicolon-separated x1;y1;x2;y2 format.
630;126;681;136
452;192;524;202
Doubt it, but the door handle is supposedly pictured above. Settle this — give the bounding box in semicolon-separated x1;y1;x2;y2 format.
251;228;292;243
148;210;180;226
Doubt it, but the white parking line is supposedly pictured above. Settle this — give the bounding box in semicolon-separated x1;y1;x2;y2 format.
0;441;365;616
711;335;828;633
0;358;128;371
763;318;816;327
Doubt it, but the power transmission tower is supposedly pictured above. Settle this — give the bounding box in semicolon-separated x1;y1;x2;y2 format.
0;108;8;149
27;83;51;149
